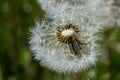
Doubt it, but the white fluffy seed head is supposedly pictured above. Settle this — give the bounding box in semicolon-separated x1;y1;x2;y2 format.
96;0;120;28
29;0;102;73
62;29;75;37
37;0;100;16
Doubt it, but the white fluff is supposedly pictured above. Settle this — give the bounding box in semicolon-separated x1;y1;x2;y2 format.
97;0;120;28
29;0;102;73
37;0;100;16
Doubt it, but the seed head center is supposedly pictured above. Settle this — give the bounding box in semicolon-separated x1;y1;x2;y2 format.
62;29;75;37
56;23;85;55
56;23;79;43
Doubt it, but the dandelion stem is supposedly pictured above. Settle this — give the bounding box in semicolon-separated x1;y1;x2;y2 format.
81;70;88;80
73;70;88;80
73;73;80;80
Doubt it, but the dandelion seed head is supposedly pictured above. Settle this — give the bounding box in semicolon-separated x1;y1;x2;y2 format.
97;0;120;27
30;0;102;73
37;0;100;16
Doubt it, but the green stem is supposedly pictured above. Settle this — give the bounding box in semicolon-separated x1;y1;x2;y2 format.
73;70;88;80
73;73;80;80
81;69;88;80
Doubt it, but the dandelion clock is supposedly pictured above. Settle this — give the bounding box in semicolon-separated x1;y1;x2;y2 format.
97;0;120;28
37;0;100;16
29;1;102;73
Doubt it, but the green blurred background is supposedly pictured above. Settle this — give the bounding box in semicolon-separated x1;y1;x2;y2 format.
0;0;120;80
